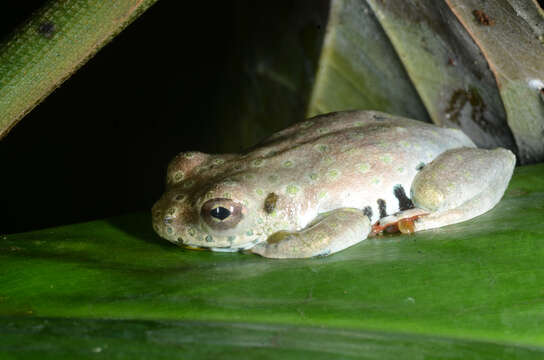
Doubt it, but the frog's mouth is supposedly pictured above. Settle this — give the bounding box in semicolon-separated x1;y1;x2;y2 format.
178;241;257;253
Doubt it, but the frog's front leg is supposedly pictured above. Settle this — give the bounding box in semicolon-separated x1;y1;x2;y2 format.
409;147;515;231
251;208;371;259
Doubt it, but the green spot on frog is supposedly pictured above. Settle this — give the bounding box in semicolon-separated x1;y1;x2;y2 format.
173;171;184;182
205;235;213;242
286;184;300;195
256;188;264;196
327;169;340;180
212;158;225;165
309;173;319;181
341;144;354;153
282;160;295;168
246;230;254;236
188;227;196;237
204;192;214;200
252;159;265;167
314;144;329;153
381;154;393;163
322;156;335;165
358;163;371;173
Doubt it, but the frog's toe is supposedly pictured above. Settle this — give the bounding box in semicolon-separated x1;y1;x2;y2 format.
372;208;429;235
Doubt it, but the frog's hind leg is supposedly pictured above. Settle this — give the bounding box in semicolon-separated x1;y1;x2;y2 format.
409;147;515;232
251;208;371;259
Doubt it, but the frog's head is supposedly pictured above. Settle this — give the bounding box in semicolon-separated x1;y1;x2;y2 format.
152;151;273;250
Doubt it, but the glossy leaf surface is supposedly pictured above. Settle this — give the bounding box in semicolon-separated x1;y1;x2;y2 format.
2;163;544;358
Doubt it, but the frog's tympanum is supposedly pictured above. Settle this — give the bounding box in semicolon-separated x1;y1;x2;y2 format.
152;111;515;259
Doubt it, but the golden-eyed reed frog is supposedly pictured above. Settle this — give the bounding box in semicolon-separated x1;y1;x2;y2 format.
152;111;515;258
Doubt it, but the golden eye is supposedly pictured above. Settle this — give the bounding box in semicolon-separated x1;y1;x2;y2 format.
201;198;244;230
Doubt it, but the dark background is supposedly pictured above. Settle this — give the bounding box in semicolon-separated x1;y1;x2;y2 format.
1;1;328;234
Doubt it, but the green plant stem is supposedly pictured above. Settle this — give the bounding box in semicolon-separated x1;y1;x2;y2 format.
0;0;159;139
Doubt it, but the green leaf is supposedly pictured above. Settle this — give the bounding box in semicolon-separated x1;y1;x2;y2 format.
214;1;544;161
364;0;516;151
0;0;159;139
2;163;544;358
444;0;544;163
307;0;430;123
2;318;543;359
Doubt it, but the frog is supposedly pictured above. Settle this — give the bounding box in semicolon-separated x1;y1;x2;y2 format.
152;110;515;259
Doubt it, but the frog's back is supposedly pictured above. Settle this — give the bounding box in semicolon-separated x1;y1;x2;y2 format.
246;111;475;225
255;111;472;153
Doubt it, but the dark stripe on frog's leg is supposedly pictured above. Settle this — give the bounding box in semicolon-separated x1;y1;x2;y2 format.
377;199;387;218
393;184;415;211
363;206;373;219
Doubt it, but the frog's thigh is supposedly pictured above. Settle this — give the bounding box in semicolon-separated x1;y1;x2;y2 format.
251;208;371;259
411;147;515;231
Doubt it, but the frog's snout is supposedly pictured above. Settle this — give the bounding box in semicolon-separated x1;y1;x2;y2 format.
152;194;185;243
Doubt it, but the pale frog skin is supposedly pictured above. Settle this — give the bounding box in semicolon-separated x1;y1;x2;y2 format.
152;111;515;259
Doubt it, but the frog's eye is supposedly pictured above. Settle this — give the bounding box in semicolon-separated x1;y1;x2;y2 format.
201;198;244;230
210;206;231;220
